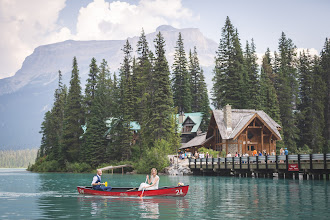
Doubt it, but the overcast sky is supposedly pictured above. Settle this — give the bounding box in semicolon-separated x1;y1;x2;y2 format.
1;0;329;79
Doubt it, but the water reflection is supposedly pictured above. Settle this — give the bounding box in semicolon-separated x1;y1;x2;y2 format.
2;170;330;219
77;196;189;219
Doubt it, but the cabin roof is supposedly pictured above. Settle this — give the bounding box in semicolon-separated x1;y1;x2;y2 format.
177;112;203;133
213;109;281;140
180;133;207;149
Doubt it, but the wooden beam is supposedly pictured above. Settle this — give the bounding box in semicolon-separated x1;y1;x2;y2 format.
261;125;264;153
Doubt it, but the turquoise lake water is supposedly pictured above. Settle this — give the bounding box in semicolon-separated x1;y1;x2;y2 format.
0;168;329;219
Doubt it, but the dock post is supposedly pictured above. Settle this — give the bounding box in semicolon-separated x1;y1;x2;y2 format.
195;159;197;169
206;158;208;170
122;167;124;175
286;155;289;170
232;157;235;170
276;155;278;170
324;153;327;170
112;169;113;174
310;154;313;170
303;174;307;180
256;156;259;170
326;174;329;180
218;158;220;170
225;158;227;170
294;172;299;180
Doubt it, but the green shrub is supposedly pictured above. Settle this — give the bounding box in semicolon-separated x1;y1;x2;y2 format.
134;139;170;174
198;147;220;158
28;156;62;172
296;144;313;154
65;162;92;173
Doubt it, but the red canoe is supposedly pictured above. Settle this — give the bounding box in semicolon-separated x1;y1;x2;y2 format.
77;185;189;197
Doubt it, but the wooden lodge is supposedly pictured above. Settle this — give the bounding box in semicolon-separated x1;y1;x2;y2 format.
181;105;282;156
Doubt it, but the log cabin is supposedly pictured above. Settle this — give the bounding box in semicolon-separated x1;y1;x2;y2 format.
181;104;282;156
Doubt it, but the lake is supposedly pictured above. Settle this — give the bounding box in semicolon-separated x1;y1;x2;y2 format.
0;168;329;219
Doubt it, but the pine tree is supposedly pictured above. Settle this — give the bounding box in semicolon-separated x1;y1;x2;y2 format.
99;59;113;118
172;32;191;113
82;72;109;167
62;57;85;163
48;70;67;161
132;29;155;153
150;32;174;140
320;38;330;152
212;17;245;109
243;39;260;109
188;46;210;131
84;57;99;121
259;49;281;123
274;32;299;152
199;68;211;132
297;51;314;150
119;40;134;160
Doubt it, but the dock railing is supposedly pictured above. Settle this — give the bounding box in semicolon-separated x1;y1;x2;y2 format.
188;153;330;180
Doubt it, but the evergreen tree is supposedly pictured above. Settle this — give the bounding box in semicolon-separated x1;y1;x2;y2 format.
320;38;330;152
172;32;191;113
259;49;281;123
84;57;99;121
243;39;260;109
62;57;85;163
212;16;245;109
82;73;108;167
132;29;154;154
199;69;211;132
150;32;174;140
48;70;67;160
297;51;314;150
188;46;210;131
99;59;113;118
274;32;299;152
38;111;52;159
119;40;134;160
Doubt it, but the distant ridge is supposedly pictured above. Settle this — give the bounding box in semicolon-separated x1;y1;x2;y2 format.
0;25;217;148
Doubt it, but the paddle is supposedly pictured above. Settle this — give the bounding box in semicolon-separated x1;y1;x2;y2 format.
140;176;148;198
104;181;108;187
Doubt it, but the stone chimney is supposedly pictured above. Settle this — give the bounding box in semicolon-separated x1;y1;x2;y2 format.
179;111;185;124
224;104;232;131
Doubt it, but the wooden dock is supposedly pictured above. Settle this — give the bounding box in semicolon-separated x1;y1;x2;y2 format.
100;164;133;174
189;154;330;180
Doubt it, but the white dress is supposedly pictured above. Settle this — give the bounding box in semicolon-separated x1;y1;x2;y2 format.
138;175;159;191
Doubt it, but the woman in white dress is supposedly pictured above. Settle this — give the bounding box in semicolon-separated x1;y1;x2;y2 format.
138;168;159;191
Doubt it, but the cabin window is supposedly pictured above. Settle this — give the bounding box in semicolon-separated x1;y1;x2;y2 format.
251;146;255;151
248;131;254;140
183;126;193;132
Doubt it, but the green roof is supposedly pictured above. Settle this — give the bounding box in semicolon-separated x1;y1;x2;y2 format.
176;112;203;133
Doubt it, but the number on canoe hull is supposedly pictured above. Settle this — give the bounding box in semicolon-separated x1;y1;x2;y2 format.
176;189;183;195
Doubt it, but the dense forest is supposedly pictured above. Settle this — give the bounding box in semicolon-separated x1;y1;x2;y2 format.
29;16;330;173
0;149;38;168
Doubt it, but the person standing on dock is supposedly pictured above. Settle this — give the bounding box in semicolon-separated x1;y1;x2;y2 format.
91;169;112;191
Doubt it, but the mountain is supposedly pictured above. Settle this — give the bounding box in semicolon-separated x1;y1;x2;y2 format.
0;25;218;149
